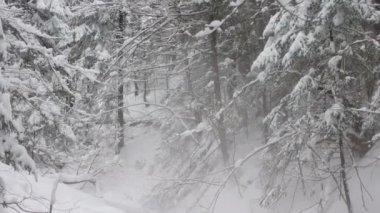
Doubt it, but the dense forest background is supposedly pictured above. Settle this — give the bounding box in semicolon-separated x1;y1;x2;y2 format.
0;0;380;213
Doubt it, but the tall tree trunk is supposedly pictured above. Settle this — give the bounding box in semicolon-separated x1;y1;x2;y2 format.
210;1;229;163
262;85;269;143
165;0;180;99
339;131;352;213
166;51;176;97
134;81;139;96
115;10;125;154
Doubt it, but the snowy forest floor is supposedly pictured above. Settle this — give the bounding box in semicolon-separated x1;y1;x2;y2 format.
96;121;268;213
97;124;162;213
92;94;380;213
4;121;380;213
3;92;380;213
87;90;270;213
91;94;269;213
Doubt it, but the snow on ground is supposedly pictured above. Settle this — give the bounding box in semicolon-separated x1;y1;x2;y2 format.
327;143;380;213
94;88;271;213
94;88;167;213
149;124;270;213
97;124;162;213
0;163;124;213
6;83;380;213
212;128;269;213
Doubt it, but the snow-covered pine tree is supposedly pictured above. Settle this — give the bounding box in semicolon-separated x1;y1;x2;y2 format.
251;0;380;211
0;0;93;170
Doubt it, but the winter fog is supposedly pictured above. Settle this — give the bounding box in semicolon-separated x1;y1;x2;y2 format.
0;0;380;213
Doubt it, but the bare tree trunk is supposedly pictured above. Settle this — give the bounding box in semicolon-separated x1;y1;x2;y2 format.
172;0;199;125
143;73;149;107
165;71;170;97
165;0;181;99
115;10;125;154
164;51;175;99
262;85;269;143
134;81;139;96
339;132;352;213
210;1;229;163
184;57;202;124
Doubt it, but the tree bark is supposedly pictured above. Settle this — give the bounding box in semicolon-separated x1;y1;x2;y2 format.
166;51;176;97
143;73;149;107
262;85;269;143
115;10;125;154
339;132;352;213
209;1;229;163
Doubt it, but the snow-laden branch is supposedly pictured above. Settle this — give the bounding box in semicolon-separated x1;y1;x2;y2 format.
348;107;380;115
99;102;202;145
195;0;249;38
216;78;260;119
208;132;294;212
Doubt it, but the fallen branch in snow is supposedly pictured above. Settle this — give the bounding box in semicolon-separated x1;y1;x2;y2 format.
295;202;320;213
1;184;49;213
151;175;223;187
4;198;49;213
49;174;95;213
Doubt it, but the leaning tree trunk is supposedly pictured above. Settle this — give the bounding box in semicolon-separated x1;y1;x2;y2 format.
338;131;353;213
209;0;229;163
115;10;125;154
